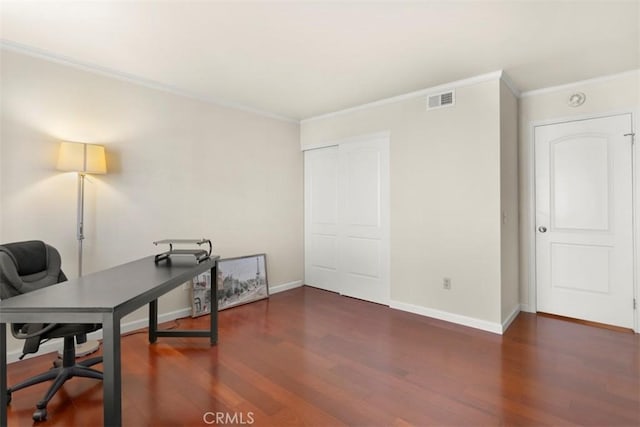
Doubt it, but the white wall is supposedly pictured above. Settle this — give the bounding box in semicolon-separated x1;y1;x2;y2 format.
0;109;3;243
500;80;520;324
0;49;303;356
518;71;640;312
302;77;509;328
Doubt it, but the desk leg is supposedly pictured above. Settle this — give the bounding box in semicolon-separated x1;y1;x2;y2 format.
102;314;122;427
210;264;218;345
1;323;7;427
149;299;158;344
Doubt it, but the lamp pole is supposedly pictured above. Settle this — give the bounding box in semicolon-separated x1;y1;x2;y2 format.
57;141;103;277
77;172;86;277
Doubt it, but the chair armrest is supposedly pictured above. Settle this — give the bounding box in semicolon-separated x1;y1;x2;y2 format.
12;323;58;339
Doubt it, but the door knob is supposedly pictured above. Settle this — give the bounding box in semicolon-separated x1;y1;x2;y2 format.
538;226;547;233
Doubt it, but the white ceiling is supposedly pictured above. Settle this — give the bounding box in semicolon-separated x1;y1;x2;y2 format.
1;1;638;121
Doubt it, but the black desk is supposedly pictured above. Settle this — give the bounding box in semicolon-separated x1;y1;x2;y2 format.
0;255;219;426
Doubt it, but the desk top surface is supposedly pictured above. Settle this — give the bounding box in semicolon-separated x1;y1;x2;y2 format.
0;255;217;314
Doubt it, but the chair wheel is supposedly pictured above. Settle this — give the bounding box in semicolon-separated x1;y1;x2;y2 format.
5;390;10;405
33;408;47;422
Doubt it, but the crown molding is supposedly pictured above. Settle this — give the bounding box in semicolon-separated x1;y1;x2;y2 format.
0;39;299;124
499;70;520;98
520;69;640;98
302;70;505;123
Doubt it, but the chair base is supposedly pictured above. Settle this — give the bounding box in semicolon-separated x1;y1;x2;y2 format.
7;336;103;422
57;339;100;358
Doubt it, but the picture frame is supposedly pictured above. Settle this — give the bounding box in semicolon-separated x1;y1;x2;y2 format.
216;253;269;311
190;270;212;317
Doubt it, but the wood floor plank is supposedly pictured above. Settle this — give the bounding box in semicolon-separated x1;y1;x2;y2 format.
5;286;640;426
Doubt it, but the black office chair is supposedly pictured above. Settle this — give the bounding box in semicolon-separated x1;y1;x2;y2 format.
0;240;103;422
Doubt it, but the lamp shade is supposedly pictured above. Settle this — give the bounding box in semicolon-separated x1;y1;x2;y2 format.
57;142;107;174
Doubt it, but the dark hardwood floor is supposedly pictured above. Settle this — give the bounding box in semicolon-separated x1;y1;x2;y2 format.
5;286;640;426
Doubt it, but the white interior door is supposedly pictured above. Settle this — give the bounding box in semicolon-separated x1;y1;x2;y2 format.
535;114;634;328
304;134;390;305
338;138;390;305
304;146;340;294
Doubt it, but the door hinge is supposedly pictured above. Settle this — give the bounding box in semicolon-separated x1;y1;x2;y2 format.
623;133;635;144
634;298;637;310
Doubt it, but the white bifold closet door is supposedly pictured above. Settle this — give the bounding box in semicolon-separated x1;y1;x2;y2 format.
304;134;390;305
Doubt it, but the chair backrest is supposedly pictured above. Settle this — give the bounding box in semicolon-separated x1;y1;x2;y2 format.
0;240;67;300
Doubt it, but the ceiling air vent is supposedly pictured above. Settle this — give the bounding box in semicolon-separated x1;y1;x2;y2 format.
427;90;455;110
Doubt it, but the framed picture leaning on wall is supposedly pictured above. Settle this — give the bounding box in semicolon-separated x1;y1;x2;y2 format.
216;254;269;311
190;270;212;317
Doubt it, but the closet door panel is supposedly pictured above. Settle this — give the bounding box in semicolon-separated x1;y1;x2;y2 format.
304;147;340;293
339;137;390;305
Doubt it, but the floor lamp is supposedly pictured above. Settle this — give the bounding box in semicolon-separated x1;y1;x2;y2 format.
57;141;107;356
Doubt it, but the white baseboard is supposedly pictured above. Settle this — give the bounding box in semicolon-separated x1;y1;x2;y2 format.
501;305;521;333
519;303;534;313
7;307;192;364
390;300;504;335
269;280;303;294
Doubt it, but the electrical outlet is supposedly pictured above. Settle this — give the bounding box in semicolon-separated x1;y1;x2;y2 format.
443;278;451;290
